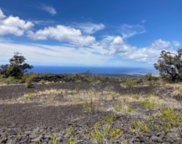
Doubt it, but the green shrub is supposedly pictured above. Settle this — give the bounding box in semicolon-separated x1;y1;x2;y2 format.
0;53;33;79
90;122;110;144
51;135;58;144
145;73;159;81
67;127;77;144
25;74;35;88
145;73;160;85
160;108;182;132
114;104;122;112
154;49;182;82
114;104;134;114
141;99;156;110
109;128;123;139
0;75;4;83
5;76;20;84
132;120;150;134
106;113;117;124
83;99;94;114
122;78;138;88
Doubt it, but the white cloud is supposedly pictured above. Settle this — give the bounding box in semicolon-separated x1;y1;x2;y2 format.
102;37;180;63
0;9;34;36
0;8;180;66
0;36;180;67
120;24;146;38
41;5;57;15
75;22;105;34
84;34;180;64
0;8;5;19
28;25;96;46
0;42;117;66
90;36;131;56
151;39;171;50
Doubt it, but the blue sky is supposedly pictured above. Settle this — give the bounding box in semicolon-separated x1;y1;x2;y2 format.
0;0;181;68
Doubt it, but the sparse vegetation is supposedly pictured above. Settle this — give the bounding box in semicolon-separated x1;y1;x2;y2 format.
114;104;122;112
24;92;36;100
0;66;182;143
141;99;156;110
83;99;95;114
160;108;182;132
25;74;35;88
111;92;119;100
122;77;138;87
109;128;123;139
84;114;123;143
106;113;117;124
114;103;134;114
67;127;78;144
90;122;111;144
132;120;151;134
145;73;160;86
51;135;59;144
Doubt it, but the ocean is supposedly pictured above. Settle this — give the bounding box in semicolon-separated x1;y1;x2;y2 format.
30;66;157;75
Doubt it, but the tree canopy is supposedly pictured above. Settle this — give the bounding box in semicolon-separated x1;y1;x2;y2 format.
0;53;33;78
154;49;182;82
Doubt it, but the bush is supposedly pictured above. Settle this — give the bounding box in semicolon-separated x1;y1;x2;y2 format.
25;74;35;88
83;99;95;114
154;49;182;82
145;73;160;86
122;78;138;88
141;99;156;110
160;108;182;132
132;120;151;134
145;73;159;81
0;52;33;79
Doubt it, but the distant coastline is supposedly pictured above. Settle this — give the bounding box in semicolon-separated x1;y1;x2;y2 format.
30;66;158;75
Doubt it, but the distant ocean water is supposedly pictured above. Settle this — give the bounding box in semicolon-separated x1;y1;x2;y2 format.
30;66;157;75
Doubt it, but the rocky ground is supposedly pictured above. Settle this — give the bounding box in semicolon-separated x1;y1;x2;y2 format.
0;81;182;144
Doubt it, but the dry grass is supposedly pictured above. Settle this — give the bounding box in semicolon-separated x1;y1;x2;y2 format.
166;83;182;97
0;85;181;116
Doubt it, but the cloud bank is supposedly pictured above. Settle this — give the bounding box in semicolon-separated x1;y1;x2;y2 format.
28;25;96;46
0;9;34;36
0;8;181;66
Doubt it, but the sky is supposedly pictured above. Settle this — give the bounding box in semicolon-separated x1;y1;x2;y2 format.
0;0;182;68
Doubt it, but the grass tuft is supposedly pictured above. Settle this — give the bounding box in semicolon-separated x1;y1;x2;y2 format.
160;108;182;132
141;99;156;110
132;120;151;134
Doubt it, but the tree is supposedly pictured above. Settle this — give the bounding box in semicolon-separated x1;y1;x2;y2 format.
154;49;182;82
0;53;33;78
